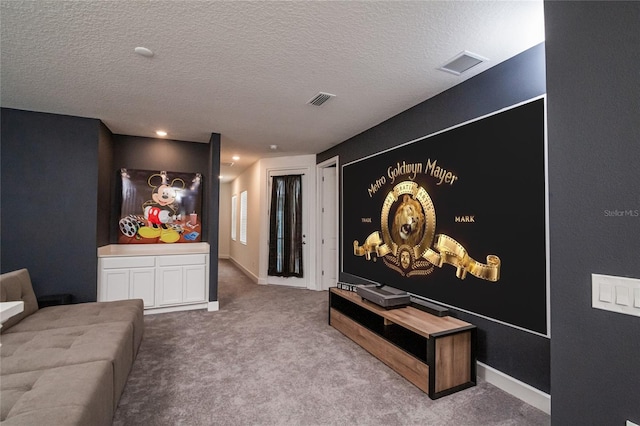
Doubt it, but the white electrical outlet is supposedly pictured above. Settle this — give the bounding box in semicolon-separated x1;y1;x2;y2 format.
592;273;640;317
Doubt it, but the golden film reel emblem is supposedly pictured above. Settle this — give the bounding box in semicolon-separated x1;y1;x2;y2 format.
353;180;500;281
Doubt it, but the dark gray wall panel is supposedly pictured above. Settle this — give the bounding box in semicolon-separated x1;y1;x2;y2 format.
318;43;550;392
112;135;211;175
207;133;221;301
1;112;221;304
111;134;212;242
1;108;100;302
318;43;546;166
112;133;219;302
545;2;640;424
97;122;114;247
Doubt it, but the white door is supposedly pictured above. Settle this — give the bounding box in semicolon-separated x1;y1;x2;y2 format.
267;168;310;288
320;166;338;290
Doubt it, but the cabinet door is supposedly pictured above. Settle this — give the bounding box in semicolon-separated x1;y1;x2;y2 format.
130;268;156;308
183;264;206;303
101;269;130;302
157;266;184;306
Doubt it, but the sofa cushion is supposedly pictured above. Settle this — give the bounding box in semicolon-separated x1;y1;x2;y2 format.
1;361;113;426
3;299;144;356
0;269;39;331
0;321;134;410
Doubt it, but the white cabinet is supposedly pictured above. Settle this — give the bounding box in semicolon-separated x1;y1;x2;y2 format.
101;267;156;308
183;265;207;303
156;254;207;306
157;266;183;306
100;256;156;308
98;245;209;314
130;268;156;307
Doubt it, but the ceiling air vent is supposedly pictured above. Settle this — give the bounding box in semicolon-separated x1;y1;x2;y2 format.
438;51;488;76
221;162;234;167
307;92;336;106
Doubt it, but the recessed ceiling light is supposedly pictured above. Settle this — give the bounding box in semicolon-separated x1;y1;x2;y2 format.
134;47;154;57
156;130;167;137
232;155;240;161
270;145;278;150
219;175;223;179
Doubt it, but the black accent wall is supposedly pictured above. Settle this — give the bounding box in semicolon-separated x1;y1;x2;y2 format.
207;133;221;302
545;2;640;425
1;108;221;304
111;133;221;301
97;122;114;248
318;43;550;393
111;135;212;242
1;109;102;302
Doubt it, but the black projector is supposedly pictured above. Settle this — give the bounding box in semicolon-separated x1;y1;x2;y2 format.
356;284;411;309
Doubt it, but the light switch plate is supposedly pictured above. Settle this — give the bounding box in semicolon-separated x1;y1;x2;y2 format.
599;283;612;302
592;273;640;317
615;285;630;305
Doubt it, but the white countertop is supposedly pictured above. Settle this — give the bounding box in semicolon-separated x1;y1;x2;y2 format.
98;242;210;257
1;301;24;323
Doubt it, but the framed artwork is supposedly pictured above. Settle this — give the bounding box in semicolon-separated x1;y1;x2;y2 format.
118;168;203;244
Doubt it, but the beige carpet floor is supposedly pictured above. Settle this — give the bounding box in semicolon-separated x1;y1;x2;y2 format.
112;259;550;426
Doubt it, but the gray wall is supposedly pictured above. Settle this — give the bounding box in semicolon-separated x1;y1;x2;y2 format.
97;121;114;247
112;133;221;301
318;43;550;393
1;109;221;304
111;134;212;242
545;2;640;424
206;132;221;301
1;108;102;302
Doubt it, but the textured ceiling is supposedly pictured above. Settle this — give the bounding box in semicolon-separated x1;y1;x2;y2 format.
0;1;544;182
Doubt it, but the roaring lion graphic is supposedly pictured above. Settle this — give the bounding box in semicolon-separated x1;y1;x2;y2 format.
390;194;425;247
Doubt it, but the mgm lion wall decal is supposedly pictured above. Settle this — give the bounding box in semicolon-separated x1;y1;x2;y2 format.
343;96;547;335
354;180;501;280
391;194;425;247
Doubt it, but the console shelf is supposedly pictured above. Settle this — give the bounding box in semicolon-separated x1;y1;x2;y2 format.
329;287;476;399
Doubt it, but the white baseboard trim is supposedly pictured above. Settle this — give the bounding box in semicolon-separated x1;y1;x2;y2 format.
143;303;208;315
207;301;219;312
229;257;260;283
477;362;550;415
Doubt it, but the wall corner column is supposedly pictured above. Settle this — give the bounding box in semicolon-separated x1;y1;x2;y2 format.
207;133;221;303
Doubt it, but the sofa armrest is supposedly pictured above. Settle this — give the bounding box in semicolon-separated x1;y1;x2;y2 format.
0;269;39;331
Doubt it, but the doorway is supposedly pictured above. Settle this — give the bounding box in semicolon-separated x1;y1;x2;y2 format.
316;156;339;291
266;167;311;288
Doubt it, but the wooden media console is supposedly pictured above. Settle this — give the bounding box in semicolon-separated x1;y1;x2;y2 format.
329;287;477;399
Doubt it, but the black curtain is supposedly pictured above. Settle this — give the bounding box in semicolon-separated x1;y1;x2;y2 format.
268;175;303;277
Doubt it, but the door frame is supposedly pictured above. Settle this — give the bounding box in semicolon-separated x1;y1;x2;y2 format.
258;155;316;289
316;156;339;291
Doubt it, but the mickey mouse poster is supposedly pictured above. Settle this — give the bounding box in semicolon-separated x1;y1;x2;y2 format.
118;168;203;244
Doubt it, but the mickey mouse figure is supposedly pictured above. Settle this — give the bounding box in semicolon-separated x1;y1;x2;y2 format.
137;172;185;243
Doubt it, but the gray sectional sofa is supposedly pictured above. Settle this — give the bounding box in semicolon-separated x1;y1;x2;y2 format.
0;268;144;425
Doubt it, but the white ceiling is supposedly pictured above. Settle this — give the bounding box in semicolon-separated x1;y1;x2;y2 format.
0;1;544;182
